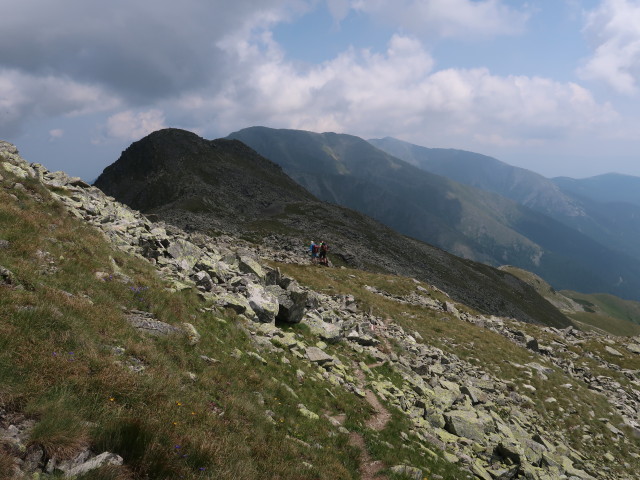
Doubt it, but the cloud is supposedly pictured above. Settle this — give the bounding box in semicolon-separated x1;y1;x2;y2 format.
0;68;120;137
98;109;167;142
48;129;64;141
351;0;531;38
580;0;640;94
203;34;616;150
0;0;304;101
0;0;306;135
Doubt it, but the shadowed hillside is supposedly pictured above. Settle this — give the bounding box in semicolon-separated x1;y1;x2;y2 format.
94;128;569;327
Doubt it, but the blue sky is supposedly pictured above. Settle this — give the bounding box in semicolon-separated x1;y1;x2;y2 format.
2;0;640;180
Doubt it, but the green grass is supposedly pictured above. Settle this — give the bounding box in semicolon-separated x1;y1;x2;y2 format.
3;162;640;479
274;262;640;478
0;172;365;480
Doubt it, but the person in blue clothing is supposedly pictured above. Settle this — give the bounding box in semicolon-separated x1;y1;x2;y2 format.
309;240;319;263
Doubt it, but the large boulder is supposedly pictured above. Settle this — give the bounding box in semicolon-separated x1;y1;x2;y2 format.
247;284;279;323
266;285;307;323
444;409;489;443
165;238;203;270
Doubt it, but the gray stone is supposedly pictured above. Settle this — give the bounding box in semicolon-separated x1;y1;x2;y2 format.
125;310;182;336
165;239;203;269
63;451;123;476
239;256;265;279
0;266;18;286
305;346;335;365
191;270;215;291
247;284;279;323
444;410;487;443
390;465;423;480
267;285;307;323
604;346;623;357
181;322;200;345
626;343;640;355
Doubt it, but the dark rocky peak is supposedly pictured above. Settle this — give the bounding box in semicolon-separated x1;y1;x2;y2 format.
94;128;315;216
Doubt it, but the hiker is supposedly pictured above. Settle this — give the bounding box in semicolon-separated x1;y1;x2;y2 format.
319;241;329;266
310;241;319;264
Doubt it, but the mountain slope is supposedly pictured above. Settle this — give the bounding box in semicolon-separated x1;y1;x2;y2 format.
228;127;640;300
553;173;640;207
94;128;569;327
370;137;640;263
4;141;640;480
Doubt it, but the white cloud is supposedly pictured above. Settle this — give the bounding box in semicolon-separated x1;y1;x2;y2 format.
48;129;64;141
99;109;167;142
204;34;616;150
580;0;640;94
0;0;303;135
351;0;531;38
0;68;120;137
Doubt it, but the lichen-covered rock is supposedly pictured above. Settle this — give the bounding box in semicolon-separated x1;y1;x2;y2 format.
247;284;279;323
125;310;182;336
444;409;489;443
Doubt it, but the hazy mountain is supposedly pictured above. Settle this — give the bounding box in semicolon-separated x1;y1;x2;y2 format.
370;136;640;266
228;127;640;301
94;128;569;326
368;137;582;218
553;173;640;207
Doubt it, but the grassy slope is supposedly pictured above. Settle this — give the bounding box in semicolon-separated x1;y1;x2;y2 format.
275;263;640;478
0;161;479;479
0;170;363;479
2;160;640;479
501;266;640;336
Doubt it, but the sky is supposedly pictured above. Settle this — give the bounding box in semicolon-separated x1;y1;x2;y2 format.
2;0;640;181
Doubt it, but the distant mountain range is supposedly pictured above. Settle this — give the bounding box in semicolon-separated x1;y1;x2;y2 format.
369;137;640;264
228;127;640;301
94;128;569;326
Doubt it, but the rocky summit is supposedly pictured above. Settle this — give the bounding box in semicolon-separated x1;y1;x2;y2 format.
2;141;640;479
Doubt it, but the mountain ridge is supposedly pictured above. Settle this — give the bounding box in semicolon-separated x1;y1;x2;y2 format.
94;128;570;327
228;126;640;301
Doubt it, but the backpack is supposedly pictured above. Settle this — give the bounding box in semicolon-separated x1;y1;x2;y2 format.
320;243;328;253
312;244;319;254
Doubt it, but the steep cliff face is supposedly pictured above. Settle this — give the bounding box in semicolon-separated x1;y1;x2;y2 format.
94;128;569;327
3;141;640;479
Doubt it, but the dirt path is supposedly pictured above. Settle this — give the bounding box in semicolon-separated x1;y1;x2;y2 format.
348;431;387;480
345;364;392;479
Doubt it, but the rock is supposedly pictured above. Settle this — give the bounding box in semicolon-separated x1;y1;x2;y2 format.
444;410;488;443
626;343;640;355
525;334;539;352
239;256;265;280
125;310;182;336
461;385;487;404
298;404;320;420
214;293;255;318
181;323;200;345
266;286;307;324
604;346;623;357
302;313;342;343
346;330;379;346
305;347;335;366
0;266;18;287
62;451;124;476
1;161;31;179
246;351;268;365
0;239;9;249
390;464;423;480
526;362;553;377
191;270;215;291
165;239;203;269
247;284;279;323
